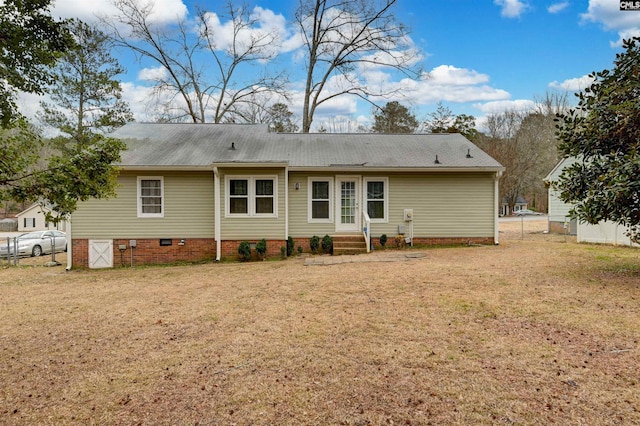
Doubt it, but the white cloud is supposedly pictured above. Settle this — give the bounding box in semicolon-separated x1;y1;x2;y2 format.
51;0;188;24
200;6;289;61
581;0;640;46
548;74;595;92
494;0;529;18
548;2;569;14
138;66;169;82
473;99;537;115
371;65;510;106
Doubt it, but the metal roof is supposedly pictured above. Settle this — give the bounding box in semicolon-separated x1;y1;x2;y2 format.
110;122;504;171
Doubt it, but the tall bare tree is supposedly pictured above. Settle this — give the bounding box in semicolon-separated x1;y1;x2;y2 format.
103;0;288;123
476;92;569;213
296;0;420;132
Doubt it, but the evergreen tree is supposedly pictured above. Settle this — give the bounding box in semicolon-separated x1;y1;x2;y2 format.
371;101;418;133
555;36;640;241
39;20;133;150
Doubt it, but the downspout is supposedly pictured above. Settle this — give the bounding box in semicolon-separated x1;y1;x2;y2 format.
284;166;289;241
65;216;72;270
494;171;501;245
214;167;221;261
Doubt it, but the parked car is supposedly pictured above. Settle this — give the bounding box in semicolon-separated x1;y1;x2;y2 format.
0;230;67;257
513;209;543;216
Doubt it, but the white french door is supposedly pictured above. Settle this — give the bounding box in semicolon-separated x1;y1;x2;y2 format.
335;176;360;232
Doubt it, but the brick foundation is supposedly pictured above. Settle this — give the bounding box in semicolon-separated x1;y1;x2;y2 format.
72;235;496;268
72;238;216;268
289;236;496;253
219;239;287;260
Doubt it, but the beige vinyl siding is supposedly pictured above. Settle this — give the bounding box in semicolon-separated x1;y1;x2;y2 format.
378;172;495;238
288;172;496;238
288;172;336;237
219;168;286;240
72;171;215;239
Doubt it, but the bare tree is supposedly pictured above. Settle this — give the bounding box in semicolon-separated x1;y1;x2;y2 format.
477;91;570;213
102;0;288;123
296;0;421;132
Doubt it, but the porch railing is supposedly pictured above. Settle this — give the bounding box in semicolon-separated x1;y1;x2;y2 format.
362;211;371;253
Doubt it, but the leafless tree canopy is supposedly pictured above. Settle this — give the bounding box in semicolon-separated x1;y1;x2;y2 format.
476;92;570;212
296;0;421;132
102;0;288;123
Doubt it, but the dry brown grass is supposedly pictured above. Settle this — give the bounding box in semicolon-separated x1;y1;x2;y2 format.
1;220;639;425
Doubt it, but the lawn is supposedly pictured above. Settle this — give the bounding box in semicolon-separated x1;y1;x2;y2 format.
1;221;639;425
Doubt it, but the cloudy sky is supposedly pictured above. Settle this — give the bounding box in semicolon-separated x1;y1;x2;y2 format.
19;0;640;131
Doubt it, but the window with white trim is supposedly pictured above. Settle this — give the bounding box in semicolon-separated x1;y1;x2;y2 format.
307;177;333;222
137;177;164;218
229;179;249;214
225;176;277;217
364;177;388;222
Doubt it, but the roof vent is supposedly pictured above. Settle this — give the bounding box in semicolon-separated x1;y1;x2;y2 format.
231;142;236;150
434;155;441;164
466;148;473;158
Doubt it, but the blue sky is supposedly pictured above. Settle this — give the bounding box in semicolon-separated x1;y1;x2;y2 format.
18;0;640;131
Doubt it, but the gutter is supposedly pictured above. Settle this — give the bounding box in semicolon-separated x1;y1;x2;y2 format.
213;167;221;262
494;171;503;245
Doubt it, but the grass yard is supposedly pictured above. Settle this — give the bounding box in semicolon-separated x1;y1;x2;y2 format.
1;221;639;425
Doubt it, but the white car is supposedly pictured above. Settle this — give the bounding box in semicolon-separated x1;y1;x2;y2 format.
513;209;543;216
0;230;67;257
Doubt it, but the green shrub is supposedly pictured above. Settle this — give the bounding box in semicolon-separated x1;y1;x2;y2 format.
380;234;388;248
297;245;303;254
287;236;295;257
256;238;267;259
280;246;286;259
310;235;320;254
322;234;333;254
238;241;251;262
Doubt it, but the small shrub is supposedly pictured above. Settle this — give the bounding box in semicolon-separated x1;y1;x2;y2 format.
310;235;320;254
379;234;388;248
297;245;303;254
322;234;333;254
256;238;267;260
287;236;295;257
280;246;286;259
238;241;251;262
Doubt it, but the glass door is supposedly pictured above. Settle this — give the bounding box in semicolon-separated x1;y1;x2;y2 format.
335;176;360;232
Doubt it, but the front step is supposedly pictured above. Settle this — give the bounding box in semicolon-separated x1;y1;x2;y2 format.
332;234;368;255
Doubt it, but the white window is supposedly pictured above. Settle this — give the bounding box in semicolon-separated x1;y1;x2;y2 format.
307;177;333;223
364;177;388;222
23;218;36;228
225;176;277;217
137;176;164;218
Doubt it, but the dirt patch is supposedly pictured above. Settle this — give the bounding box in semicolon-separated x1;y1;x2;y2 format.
1;219;639;425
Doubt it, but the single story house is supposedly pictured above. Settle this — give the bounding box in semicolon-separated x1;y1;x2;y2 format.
16;203;66;232
66;123;505;268
499;195;528;217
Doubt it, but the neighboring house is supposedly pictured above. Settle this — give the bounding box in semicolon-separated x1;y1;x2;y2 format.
16;204;66;232
544;157;577;235
68;123;505;268
499;196;528;217
545;157;637;245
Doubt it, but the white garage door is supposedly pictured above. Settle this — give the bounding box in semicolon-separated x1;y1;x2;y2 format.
89;240;113;268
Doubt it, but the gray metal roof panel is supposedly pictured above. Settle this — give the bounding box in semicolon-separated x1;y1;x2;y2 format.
110;123;503;170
